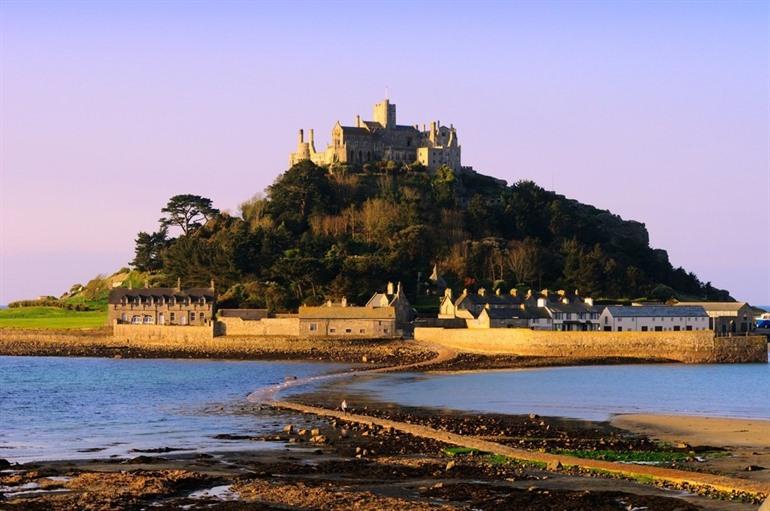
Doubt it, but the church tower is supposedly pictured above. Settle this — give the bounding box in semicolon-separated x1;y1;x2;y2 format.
373;99;396;129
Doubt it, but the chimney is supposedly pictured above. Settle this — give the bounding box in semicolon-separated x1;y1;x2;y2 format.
444;288;453;300
541;288;549;297
397;282;402;295
495;288;501;296
510;288;518;297
584;297;594;306
387;282;394;295
176;277;181;292
210;278;215;292
557;289;566;297
298;129;304;144
128;280;133;290
309;129;315;144
144;278;149;288
462;288;468;296
356;115;361;127
478;287;486;296
341;297;348;307
526;289;532;299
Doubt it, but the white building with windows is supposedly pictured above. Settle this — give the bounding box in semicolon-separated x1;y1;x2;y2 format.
598;306;708;332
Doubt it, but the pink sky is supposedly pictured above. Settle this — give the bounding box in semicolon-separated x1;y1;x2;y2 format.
1;1;768;304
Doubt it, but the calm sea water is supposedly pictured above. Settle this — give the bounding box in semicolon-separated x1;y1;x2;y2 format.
338;363;770;422
0;356;345;462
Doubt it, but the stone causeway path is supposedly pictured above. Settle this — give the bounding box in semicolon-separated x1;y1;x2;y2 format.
262;341;770;501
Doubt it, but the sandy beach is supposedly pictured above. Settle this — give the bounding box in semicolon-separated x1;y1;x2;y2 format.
612;414;770;450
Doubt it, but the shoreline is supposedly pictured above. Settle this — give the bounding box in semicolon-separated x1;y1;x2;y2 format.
3;333;770;508
3;403;766;510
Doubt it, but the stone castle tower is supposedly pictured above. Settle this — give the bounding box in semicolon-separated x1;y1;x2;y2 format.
290;99;461;171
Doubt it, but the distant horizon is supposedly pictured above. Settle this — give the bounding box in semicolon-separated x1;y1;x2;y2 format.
1;0;768;304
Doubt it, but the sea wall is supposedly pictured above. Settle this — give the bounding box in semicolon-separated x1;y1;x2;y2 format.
113;324;215;342
414;328;767;363
0;327;429;363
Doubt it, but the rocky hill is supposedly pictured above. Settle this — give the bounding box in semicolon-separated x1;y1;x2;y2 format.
129;161;731;310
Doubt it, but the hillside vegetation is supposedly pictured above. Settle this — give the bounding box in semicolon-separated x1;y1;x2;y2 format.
127;161;729;311
0;270;152;329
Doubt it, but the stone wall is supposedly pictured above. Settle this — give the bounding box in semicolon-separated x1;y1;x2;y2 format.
218;316;300;337
113;324;214;342
414;328;767;364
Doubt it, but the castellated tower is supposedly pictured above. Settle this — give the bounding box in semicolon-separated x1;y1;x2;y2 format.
373;99;396;129
289;98;461;171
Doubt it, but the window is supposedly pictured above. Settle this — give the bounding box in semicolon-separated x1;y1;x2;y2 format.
143;315;153;324
132;315;141;324
170;312;176;322
309;323;318;332
329;328;336;333
673;326;681;331
617;326;623;332
383;328;389;333
190;312;196;321
200;313;205;323
686;325;692;331
641;326;648;332
345;328;352;334
654;326;663;332
359;329;366;334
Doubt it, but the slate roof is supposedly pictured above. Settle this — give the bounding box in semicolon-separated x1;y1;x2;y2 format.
675;302;747;312
545;301;595;314
298;305;395;320
604;306;707;318
457;293;522;309
340;126;374;136
109;287;215;304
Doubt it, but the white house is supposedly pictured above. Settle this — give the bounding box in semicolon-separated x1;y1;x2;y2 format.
599;306;708;332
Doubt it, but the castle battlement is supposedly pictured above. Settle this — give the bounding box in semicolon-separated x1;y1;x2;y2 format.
290;99;461;171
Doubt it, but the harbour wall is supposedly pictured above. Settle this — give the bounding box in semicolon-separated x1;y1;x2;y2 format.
414;328;767;363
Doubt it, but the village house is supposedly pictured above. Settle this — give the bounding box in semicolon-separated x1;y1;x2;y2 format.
439;287;598;331
673;301;756;335
439;287;523;320
298;282;412;338
108;280;216;326
535;290;600;331
598;305;709;332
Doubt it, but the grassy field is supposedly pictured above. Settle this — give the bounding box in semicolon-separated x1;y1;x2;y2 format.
0;306;108;329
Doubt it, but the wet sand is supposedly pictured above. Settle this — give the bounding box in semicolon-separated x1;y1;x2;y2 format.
613;414;770;487
612;415;770;450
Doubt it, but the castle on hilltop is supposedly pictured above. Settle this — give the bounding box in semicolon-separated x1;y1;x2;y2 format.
290;99;461;171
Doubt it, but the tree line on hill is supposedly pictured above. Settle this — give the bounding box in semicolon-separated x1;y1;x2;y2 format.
130;161;731;311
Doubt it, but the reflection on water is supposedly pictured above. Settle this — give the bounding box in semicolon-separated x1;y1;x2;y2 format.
0;356;345;462
339;363;770;421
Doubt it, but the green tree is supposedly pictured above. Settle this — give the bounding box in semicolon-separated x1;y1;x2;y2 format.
267;161;336;232
131;227;168;272
160;194;219;235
